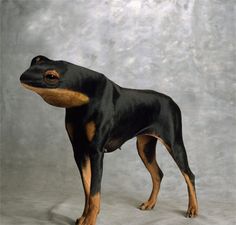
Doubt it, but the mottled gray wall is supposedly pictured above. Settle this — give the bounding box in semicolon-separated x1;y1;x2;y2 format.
1;0;236;223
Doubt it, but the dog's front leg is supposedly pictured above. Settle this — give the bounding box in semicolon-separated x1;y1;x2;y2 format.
80;150;104;225
65;121;92;225
74;153;91;225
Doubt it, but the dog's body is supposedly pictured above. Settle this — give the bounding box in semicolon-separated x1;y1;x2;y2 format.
20;56;198;225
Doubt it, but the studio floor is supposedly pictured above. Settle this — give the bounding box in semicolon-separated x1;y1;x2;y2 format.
1;186;235;225
1;193;236;225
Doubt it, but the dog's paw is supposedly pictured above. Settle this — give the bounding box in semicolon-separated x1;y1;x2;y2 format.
186;205;198;218
75;216;85;225
81;216;96;225
139;200;156;210
77;209;97;225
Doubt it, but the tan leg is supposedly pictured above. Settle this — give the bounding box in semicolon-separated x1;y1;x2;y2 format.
65;122;100;225
182;172;198;217
76;155;91;225
159;137;198;218
81;193;100;225
137;135;163;210
69;151;100;224
164;140;198;218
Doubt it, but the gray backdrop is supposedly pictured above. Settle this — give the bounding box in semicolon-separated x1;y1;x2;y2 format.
1;0;235;225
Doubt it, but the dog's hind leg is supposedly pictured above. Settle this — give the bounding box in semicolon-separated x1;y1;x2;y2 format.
161;101;198;217
136;135;163;210
171;140;198;217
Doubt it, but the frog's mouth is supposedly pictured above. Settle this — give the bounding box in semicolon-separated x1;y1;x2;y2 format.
21;83;89;108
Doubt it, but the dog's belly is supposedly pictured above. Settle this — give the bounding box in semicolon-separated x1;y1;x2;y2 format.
104;125;157;153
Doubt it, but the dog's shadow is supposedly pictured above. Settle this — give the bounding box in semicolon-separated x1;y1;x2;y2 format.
171;209;186;217
50;212;75;225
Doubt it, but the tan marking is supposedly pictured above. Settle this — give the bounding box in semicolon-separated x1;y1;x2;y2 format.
141;134;198;216
44;69;60;79
65;122;74;142
89;192;100;213
145;134;198;216
76;155;92;225
137;135;162;210
183;172;198;217
147;134;172;152
21;83;89;108
85;121;96;142
78;193;100;225
81;155;91;217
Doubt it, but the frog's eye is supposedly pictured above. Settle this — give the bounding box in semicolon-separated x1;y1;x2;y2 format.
44;70;60;85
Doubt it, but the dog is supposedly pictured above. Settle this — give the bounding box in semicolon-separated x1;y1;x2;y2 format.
20;55;198;225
